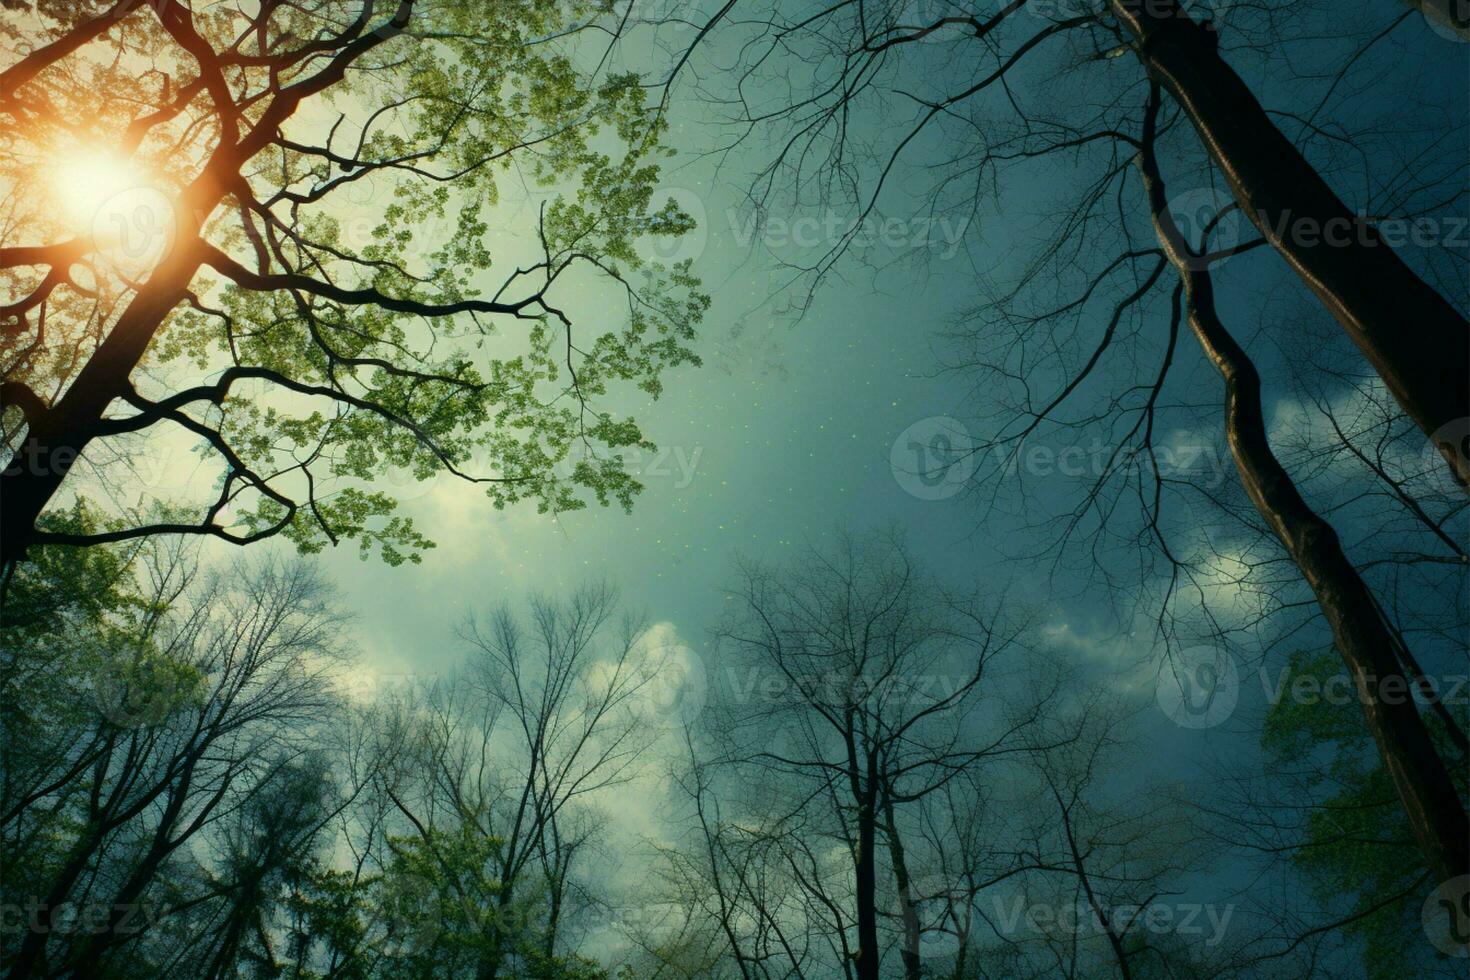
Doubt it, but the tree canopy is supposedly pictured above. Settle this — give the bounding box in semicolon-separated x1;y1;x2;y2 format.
1;0;707;563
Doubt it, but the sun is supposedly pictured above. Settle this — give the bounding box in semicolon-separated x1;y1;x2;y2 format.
54;149;148;227
52;146;176;269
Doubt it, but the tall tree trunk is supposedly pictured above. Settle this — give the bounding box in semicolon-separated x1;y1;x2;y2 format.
0;241;204;563
60;750;211;970
477;878;517;980
201;878;266;980
854;807;879;980
881;791;923;980
951;940;969;980
1050;778;1134;980
852;755;881;980
543;875;562;961
1138;96;1470;889
0;4;391;561
1112;0;1470;488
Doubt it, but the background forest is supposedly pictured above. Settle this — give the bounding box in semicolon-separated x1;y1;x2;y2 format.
0;1;1467;978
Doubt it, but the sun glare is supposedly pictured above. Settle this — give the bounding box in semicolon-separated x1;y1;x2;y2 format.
52;147;176;271
55;151;145;227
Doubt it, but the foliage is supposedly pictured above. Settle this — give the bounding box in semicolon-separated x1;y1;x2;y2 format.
1;1;707;562
1262;648;1469;978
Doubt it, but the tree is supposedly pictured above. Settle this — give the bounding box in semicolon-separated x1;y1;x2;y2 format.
647;732;831;979
1003;700;1214;979
1106;0;1467;483
692;531;1046;980
688;0;1466;482
1;0;707;564
196;751;339;980
1132;79;1468;888
1190;642;1468;977
686;0;1469;886
364;583;661;979
648;603;1234;979
1259;648;1466;978
0;540;355;978
858;693;1223;980
3;539;674;977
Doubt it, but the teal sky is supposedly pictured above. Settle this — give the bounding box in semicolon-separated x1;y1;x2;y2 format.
149;0;1463;769
151;0;1466;943
7;3;1469;975
268;2;1465;697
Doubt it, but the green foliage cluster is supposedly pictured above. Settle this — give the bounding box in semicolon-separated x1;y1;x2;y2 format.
1262;648;1469;978
5;0;707;563
1;529;631;978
